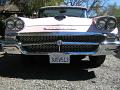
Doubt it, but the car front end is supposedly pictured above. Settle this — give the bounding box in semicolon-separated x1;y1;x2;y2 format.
3;16;120;56
1;6;120;67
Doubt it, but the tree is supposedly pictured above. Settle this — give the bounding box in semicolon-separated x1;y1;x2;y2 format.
101;3;120;29
10;0;64;16
64;0;110;16
10;0;110;16
106;3;120;16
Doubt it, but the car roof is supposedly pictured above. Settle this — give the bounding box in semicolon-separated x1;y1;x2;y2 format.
40;6;87;10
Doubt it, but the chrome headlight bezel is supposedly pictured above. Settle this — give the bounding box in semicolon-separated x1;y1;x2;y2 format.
6;18;24;30
106;19;116;30
15;19;24;30
95;17;117;31
96;18;106;30
6;19;15;29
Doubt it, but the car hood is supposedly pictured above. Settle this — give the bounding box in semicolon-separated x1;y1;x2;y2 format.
18;16;93;33
20;16;92;26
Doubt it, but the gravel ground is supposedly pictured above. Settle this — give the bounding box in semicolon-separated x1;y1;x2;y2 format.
0;54;120;90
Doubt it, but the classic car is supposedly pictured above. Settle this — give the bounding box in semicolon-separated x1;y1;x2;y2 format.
2;6;120;67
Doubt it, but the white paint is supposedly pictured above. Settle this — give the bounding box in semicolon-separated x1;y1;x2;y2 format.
18;17;93;33
5;16;118;35
111;28;118;34
20;17;92;26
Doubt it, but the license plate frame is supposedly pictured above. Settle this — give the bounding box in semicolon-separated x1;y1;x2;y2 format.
49;53;70;64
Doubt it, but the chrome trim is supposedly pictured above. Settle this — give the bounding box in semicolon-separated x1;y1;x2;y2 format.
21;42;55;46
21;52;97;55
40;6;87;10
2;32;120;55
20;42;99;46
62;42;99;45
17;32;105;36
2;40;120;55
102;41;120;45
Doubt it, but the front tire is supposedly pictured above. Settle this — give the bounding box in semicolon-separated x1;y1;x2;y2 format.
89;55;106;68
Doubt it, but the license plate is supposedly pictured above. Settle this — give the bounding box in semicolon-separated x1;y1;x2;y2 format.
49;53;70;64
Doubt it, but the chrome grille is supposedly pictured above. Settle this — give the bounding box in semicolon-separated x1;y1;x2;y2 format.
61;45;98;52
16;35;105;44
22;45;98;52
23;44;59;52
16;34;104;53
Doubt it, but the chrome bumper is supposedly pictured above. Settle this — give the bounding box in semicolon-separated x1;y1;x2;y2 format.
1;32;120;55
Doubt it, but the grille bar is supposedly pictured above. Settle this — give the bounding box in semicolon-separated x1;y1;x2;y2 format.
61;45;98;52
16;33;104;53
23;44;59;52
22;44;98;52
16;35;105;44
21;42;99;46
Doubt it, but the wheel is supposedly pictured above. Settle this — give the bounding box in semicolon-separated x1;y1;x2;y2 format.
89;55;106;68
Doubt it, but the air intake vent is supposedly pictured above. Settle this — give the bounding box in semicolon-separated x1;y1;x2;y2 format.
54;15;66;21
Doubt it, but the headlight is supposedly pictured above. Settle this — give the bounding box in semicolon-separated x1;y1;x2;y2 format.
15;19;24;29
96;17;117;30
96;19;106;30
107;19;116;30
6;19;15;29
6;18;24;30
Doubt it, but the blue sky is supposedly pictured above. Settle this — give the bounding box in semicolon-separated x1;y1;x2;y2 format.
109;0;120;6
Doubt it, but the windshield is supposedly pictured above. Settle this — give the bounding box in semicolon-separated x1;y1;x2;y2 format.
39;7;87;18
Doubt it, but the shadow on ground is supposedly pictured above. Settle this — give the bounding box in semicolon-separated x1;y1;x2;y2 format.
114;46;120;59
0;54;96;81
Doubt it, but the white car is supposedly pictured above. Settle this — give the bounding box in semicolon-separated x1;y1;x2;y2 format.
2;6;120;67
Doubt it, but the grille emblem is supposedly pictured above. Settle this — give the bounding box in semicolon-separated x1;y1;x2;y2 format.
57;40;63;46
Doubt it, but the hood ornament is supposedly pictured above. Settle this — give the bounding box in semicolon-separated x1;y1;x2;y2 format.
57;40;63;52
54;15;66;21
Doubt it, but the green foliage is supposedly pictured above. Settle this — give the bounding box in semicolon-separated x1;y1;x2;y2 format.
11;0;120;17
13;0;64;16
106;3;120;17
98;3;120;28
46;0;64;6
